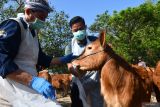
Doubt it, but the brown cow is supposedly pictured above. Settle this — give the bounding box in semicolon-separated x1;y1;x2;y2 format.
50;74;72;97
38;70;71;97
38;70;51;82
72;31;152;107
153;61;160;102
153;61;160;90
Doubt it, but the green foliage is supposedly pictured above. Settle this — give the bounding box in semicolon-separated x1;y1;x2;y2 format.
90;1;160;66
39;11;72;56
0;0;17;21
38;10;72;73
89;11;110;32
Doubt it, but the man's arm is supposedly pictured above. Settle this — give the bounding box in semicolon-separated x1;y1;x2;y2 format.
37;44;75;67
0;20;32;85
49;53;77;66
0;19;21;78
7;69;56;100
6;69;32;86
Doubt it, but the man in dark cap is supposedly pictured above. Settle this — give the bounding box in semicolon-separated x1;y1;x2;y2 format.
65;16;104;107
0;0;64;106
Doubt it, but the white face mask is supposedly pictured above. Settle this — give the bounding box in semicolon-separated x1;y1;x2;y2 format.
29;18;45;30
73;30;87;40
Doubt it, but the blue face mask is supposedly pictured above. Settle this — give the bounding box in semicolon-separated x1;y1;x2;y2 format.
73;30;87;40
30;18;45;30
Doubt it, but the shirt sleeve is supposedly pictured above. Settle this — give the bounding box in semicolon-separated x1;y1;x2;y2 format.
60;53;77;64
37;45;52;68
0;19;21;78
65;42;72;55
59;42;77;64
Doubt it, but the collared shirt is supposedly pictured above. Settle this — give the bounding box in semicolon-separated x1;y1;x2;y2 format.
62;36;97;63
0;18;52;78
65;36;97;56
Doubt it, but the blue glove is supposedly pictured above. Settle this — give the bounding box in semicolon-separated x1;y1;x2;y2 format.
29;76;56;100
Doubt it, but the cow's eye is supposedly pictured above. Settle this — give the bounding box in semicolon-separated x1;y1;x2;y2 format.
87;46;92;50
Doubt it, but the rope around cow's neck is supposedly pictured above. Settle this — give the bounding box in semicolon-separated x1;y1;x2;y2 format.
72;48;112;69
75;49;105;60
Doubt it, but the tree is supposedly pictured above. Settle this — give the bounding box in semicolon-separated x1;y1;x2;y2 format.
38;10;72;73
89;11;110;32
0;0;17;21
90;1;160;66
39;11;72;56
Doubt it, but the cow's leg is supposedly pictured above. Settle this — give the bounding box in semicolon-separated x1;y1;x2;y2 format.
153;84;160;102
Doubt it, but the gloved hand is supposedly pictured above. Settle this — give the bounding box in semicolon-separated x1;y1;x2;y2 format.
29;76;56;100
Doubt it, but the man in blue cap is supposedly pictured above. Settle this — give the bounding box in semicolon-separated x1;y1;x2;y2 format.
0;0;64;106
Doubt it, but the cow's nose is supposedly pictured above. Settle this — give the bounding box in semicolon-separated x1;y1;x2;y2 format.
73;64;80;69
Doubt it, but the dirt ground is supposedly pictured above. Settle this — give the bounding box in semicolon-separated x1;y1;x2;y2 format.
56;91;159;107
57;94;71;107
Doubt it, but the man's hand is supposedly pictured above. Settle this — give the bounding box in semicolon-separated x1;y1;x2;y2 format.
68;63;82;78
29;76;56;100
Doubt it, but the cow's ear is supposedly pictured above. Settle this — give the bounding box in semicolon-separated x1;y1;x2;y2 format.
99;30;106;48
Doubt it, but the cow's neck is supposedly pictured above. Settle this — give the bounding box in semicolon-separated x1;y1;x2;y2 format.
101;59;135;107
